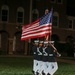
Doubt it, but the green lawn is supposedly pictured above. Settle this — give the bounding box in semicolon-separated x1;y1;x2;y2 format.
0;56;75;75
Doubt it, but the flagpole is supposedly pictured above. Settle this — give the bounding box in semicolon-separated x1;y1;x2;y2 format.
44;9;49;41
44;8;53;41
29;0;32;43
50;7;53;41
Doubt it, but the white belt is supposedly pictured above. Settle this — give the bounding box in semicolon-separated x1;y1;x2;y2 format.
34;52;36;54
49;54;53;56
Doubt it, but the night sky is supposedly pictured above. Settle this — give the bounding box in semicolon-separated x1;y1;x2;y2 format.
67;0;75;7
67;0;75;16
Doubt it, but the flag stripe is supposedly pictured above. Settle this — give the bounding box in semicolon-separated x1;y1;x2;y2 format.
21;33;50;40
22;25;52;36
22;22;39;32
22;19;39;30
22;24;52;35
21;31;51;40
22;23;52;33
22;29;51;36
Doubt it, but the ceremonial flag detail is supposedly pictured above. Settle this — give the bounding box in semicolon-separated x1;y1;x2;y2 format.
21;10;52;40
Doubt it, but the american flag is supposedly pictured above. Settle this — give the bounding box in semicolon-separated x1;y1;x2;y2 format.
21;10;52;40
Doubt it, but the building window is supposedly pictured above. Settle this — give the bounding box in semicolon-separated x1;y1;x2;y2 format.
53;16;58;27
17;12;23;23
0;34;1;48
53;12;59;27
50;0;56;3
68;19;73;29
32;9;39;22
1;5;9;22
17;7;24;24
57;0;62;4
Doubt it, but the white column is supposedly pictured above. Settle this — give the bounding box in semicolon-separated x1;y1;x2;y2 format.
13;36;16;53
8;38;13;54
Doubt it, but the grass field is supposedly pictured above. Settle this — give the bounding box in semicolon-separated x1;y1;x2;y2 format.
0;56;75;75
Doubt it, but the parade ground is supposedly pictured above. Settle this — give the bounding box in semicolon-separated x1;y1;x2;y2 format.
0;55;75;75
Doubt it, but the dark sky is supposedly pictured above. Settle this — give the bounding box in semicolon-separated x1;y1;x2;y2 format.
67;0;75;7
67;0;75;16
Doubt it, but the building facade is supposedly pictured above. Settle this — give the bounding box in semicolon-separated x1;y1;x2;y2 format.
0;0;75;55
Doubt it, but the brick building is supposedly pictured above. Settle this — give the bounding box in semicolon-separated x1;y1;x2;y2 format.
0;0;75;56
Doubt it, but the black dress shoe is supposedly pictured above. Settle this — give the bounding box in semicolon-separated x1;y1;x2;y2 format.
32;70;34;74
47;73;51;75
42;71;45;75
36;72;39;75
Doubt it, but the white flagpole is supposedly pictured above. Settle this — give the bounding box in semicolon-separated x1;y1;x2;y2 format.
50;8;53;41
29;0;32;43
45;9;49;41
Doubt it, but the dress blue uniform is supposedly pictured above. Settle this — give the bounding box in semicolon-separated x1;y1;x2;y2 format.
36;41;43;75
32;40;39;75
47;41;61;75
42;41;49;75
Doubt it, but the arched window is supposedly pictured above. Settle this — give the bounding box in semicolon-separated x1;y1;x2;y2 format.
67;16;74;29
17;7;24;24
0;31;9;54
53;12;59;27
68;19;73;29
14;32;25;54
32;9;39;22
1;5;9;22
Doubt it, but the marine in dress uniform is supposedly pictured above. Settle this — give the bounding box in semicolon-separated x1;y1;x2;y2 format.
42;41;49;75
36;41;43;75
47;41;61;75
32;40;39;75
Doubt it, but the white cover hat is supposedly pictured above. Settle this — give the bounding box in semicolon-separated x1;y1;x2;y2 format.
39;41;43;43
49;41;54;43
44;41;48;44
34;40;39;43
